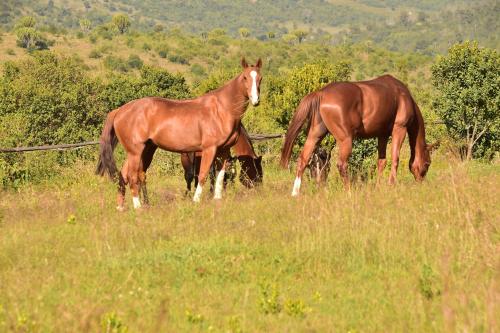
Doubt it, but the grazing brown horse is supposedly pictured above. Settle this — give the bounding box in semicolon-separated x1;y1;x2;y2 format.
181;123;263;193
96;57;262;209
281;74;432;196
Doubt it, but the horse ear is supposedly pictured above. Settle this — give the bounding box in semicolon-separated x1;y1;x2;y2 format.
256;58;262;68
241;57;248;68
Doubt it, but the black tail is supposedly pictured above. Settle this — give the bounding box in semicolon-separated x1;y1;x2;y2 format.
96;110;119;180
280;91;322;168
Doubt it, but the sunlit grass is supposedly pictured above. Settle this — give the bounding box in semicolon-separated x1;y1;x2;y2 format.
0;154;498;332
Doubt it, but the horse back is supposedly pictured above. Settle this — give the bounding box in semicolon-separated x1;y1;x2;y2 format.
319;75;417;138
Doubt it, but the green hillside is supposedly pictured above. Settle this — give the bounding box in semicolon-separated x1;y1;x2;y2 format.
1;0;497;53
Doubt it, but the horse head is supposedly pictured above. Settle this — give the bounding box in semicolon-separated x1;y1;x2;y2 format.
240;57;262;106
410;142;438;181
238;155;263;188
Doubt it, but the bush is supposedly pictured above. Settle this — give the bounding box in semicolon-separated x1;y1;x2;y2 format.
167;53;189;65
0;52;108;187
127;54;143;69
103;55;128;72
100;65;191;109
0;53;191;188
432;41;499;160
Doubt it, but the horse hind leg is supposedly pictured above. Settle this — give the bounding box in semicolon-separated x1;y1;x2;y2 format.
292;123;328;196
125;145;145;209
139;142;157;206
117;160;129;211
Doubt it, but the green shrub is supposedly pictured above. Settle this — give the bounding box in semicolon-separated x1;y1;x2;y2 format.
432;41;499;160
127;54;143;69
167;53;189;65
103;55;128;72
0;52;108;187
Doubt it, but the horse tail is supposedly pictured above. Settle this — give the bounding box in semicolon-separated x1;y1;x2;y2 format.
280;91;322;168
95;109;119;179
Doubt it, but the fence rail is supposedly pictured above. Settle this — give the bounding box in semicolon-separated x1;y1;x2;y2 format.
0;134;284;153
0;120;446;153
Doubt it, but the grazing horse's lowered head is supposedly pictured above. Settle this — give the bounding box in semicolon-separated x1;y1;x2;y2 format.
238;155;263;188
410;142;437;181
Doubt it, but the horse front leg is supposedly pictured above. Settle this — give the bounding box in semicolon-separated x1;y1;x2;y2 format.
336;137;353;189
377;136;388;185
389;125;407;185
193;147;217;203
213;148;230;200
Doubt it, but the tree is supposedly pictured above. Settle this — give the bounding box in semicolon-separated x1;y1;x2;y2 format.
432;41;499;160
14;16;36;29
79;18;92;33
112;14;131;34
292;30;308;43
15;27;43;50
238;27;250;39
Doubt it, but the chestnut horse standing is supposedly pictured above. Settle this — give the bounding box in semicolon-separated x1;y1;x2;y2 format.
281;74;432;196
96;58;262;209
181;123;263;193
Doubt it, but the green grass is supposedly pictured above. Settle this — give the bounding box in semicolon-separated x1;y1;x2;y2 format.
0;154;498;332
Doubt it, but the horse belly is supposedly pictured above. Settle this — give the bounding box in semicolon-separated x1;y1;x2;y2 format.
150;122;202;153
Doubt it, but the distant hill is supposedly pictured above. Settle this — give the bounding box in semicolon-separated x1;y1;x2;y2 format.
1;0;498;54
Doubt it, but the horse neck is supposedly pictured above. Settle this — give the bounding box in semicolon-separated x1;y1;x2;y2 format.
212;75;249;119
408;105;427;162
233;126;257;158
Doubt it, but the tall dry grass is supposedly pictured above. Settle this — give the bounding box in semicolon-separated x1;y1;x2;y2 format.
0;154;498;332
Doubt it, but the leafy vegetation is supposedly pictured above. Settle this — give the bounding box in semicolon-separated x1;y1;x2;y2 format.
432;42;499;160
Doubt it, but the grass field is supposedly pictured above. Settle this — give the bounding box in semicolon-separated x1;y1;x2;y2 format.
0;152;498;332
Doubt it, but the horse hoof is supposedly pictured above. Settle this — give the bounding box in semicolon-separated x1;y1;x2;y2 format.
116;205;125;212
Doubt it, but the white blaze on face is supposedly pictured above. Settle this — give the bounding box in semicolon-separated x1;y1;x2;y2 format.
132;196;141;209
193;183;203;203
214;169;225;200
250;70;259;105
291;177;301;197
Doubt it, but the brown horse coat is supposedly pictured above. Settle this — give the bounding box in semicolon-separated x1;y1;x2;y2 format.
281;74;432;195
